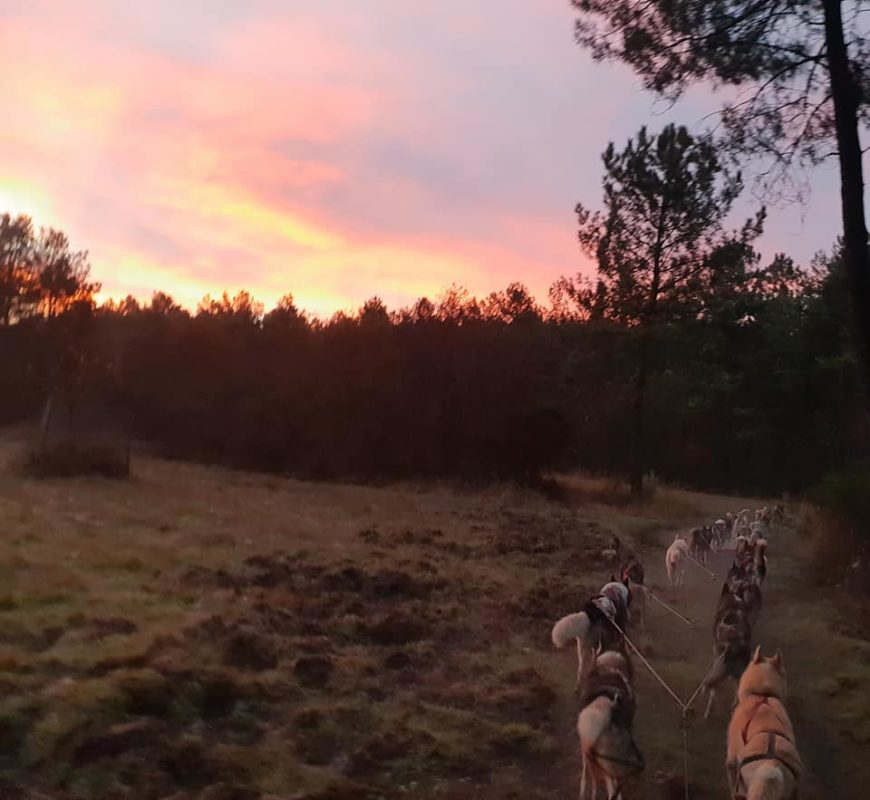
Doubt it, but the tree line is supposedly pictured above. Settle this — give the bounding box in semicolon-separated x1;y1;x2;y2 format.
0;123;860;495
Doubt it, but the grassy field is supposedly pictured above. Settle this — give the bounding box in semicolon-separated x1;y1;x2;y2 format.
0;443;868;799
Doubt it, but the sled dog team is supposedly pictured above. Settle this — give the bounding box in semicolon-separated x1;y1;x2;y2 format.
552;507;800;799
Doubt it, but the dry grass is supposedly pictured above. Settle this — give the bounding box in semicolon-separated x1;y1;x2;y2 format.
0;443;866;799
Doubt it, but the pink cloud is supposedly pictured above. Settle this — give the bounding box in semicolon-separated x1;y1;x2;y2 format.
0;1;841;316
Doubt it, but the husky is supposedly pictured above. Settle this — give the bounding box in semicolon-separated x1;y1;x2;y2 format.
737;581;763;628
735;535;752;566
689;526;712;566
577;647;643;799
725;563;763;628
619;555;644;588
666;535;689;587
725;511;735;538
726;647;802;800
726;560;749;590
701;585;753;718
756;507;772;524
751;538;768;586
619;556;646;632
599;579;632;631
734;508;752;539
712;519;727;552
717;561;761;628
749;519;769;544
552;581;630;687
603;535;621;565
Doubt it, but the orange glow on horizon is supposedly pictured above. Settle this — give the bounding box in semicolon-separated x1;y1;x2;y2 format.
0;4;605;316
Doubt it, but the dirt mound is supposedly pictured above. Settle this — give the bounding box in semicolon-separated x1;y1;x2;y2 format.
198;784;261;800
82;616;138;641
242;553;295;588
489;668;557;725
362;612;427;646
222;630;279;671
347;730;425;777
510;577;595;622
294;656;335;688
292;782;392;800
181;566;241;591
73;719;166;765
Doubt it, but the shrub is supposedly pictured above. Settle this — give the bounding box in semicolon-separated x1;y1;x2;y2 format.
809;467;870;537
805;467;870;588
21;443;129;479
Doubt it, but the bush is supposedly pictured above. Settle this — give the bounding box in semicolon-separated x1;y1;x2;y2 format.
809;467;870;536
805;467;870;588
22;443;130;479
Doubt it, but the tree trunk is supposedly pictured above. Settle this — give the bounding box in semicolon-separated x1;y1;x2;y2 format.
630;205;668;497
823;0;870;414
630;327;651;496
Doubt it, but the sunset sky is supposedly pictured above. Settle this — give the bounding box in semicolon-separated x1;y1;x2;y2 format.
1;0;844;315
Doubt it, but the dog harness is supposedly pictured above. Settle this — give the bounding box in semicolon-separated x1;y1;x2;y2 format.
732;696;802;800
590;595;617;621
588;740;645;777
583;674;644;778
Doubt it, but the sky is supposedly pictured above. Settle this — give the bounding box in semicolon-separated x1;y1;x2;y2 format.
0;0;845;316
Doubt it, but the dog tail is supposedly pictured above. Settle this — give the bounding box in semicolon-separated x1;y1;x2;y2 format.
577;695;614;753
552;611;590;649
745;762;785;800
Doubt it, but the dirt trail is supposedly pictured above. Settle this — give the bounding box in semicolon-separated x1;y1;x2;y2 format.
546;521;869;800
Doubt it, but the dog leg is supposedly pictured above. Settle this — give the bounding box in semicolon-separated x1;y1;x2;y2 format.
576;638;584;690
703;686;716;719
580;754;587;800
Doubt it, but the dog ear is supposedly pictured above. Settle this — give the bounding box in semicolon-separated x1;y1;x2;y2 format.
752;645;763;664
771;650;784;672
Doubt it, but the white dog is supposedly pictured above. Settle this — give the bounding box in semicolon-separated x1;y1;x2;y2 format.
665;535;689;587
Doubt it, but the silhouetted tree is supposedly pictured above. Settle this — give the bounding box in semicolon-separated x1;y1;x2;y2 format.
0;213;38;325
0;210;858;494
571;0;870;405
33;228;99;318
149;291;187;317
575;124;762;495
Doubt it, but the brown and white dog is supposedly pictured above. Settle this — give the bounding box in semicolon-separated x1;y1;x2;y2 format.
577;645;643;799
726;647;802;799
619;556;646;633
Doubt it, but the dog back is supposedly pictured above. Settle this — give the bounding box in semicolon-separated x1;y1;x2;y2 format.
579;663;636;729
731;696;803;779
